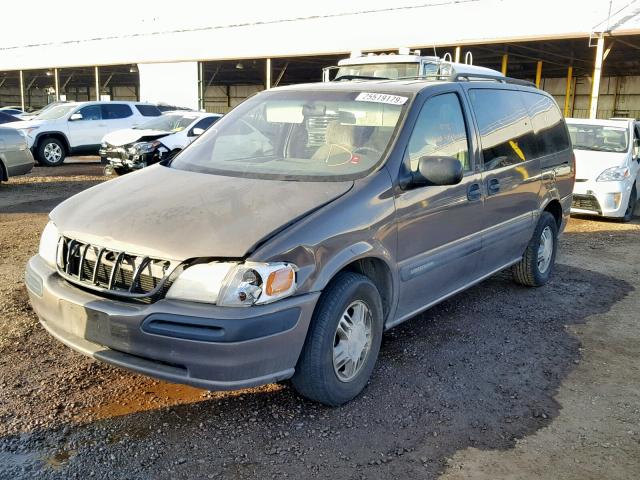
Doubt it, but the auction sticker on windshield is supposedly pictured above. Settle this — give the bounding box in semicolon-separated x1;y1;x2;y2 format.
355;92;408;105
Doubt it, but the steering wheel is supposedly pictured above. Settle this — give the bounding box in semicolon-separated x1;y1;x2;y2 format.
353;146;382;156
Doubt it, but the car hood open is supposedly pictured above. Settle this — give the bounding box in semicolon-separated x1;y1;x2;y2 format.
103;128;171;147
50;165;353;260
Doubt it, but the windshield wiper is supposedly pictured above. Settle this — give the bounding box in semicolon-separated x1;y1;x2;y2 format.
333;74;389;82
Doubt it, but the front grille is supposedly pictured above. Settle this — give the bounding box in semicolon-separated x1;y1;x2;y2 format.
56;237;178;303
572;194;601;213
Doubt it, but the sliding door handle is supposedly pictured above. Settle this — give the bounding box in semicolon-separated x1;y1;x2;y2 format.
467;183;482;201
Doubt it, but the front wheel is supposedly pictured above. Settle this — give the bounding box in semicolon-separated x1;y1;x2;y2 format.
621;186;637;223
512;211;558;287
291;272;383;406
37;138;66;166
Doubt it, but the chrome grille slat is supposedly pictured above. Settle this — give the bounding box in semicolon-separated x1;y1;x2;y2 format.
57;237;176;303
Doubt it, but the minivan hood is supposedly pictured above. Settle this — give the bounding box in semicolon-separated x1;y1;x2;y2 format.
50;165;353;260
103;128;171;147
574;149;628;180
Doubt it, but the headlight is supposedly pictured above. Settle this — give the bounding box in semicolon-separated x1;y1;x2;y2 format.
38;221;59;267
166;261;297;306
128;141;161;155
19;126;39;137
597;166;630;182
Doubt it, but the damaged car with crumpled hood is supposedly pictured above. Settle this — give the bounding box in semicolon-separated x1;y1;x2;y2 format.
100;111;222;175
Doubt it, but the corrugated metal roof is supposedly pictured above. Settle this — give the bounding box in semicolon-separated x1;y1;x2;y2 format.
0;0;636;70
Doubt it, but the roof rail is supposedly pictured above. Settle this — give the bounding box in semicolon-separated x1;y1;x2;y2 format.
451;72;536;87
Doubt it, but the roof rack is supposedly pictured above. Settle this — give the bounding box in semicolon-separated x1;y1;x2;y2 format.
451;73;536;87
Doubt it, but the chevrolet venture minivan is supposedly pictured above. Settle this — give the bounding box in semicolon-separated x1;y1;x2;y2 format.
26;65;574;406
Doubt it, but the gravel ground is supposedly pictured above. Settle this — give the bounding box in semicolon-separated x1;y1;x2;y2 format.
0;162;639;479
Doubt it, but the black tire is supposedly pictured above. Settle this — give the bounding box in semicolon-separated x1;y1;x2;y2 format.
512;211;558;287
291;272;384;406
112;167;127;176
36;137;66;166
621;186;637;223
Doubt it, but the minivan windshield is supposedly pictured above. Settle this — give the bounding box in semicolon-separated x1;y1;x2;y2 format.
135;113;199;132
171;90;408;181
36;104;76;120
567;124;629;153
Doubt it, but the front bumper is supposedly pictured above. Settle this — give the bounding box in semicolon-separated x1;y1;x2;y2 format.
25;255;319;390
571;179;633;218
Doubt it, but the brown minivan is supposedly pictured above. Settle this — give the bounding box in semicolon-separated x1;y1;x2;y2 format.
26;65;574;406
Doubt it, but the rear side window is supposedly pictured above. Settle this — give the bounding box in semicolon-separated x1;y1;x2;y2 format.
405;92;471;171
468;89;537;170
135;104;162;117
101;104;133;120
520;92;570;156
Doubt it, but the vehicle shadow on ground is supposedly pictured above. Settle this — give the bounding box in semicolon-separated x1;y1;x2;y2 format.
0;263;632;480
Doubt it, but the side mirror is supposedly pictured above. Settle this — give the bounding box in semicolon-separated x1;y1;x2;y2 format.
412;156;464;187
633;139;640;160
191;127;205;137
69;113;83;121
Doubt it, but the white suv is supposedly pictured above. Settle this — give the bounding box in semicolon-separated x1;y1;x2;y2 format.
8;101;161;166
567;118;640;222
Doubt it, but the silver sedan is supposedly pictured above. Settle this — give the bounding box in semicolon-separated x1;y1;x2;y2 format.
0;127;34;182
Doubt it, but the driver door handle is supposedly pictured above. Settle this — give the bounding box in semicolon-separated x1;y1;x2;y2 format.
467;183;482;201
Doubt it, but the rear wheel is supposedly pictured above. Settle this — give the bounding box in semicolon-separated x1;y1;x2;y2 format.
512;212;558;287
621;186;637;223
37;138;66;166
292;272;383;406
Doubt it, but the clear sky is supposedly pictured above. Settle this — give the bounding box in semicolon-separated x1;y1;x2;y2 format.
1;0;621;49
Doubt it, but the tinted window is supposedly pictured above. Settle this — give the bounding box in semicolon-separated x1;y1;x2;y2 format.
135;104;162;117
101;104;132;120
469;89;537;170
192;116;219;133
520;92;570;156
77;105;102;121
405;92;470;171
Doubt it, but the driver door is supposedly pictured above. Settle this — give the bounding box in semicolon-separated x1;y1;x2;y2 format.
394;89;485;319
67;104;105;148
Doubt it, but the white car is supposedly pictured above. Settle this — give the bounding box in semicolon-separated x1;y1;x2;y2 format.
7;101;161;166
100;111;222;174
567;118;640;222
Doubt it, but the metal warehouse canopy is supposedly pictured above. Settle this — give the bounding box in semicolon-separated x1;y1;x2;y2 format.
0;0;637;70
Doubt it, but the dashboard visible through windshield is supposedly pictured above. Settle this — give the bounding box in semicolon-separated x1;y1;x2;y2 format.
568;124;629;153
171;90;410;181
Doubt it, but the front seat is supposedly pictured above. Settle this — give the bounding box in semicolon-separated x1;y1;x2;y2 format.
312;120;357;163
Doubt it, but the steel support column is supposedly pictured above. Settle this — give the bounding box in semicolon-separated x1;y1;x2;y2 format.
198;61;205;111
501;54;508;75
265;58;272;90
454;46;461;63
94;66;100;101
535;61;543;88
19;70;25;111
54;68;60;101
563;66;573;117
589;36;605;119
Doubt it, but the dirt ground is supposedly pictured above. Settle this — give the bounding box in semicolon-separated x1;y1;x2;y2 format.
0;162;638;479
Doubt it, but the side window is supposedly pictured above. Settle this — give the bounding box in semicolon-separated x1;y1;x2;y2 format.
405;92;470;171
135;104;161;117
468;89;537;170
101;104;133;120
520;92;570;156
76;105;102;121
192;116;218;133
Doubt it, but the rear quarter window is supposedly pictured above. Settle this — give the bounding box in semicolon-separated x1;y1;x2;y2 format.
520;92;570;156
135;104;162;117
